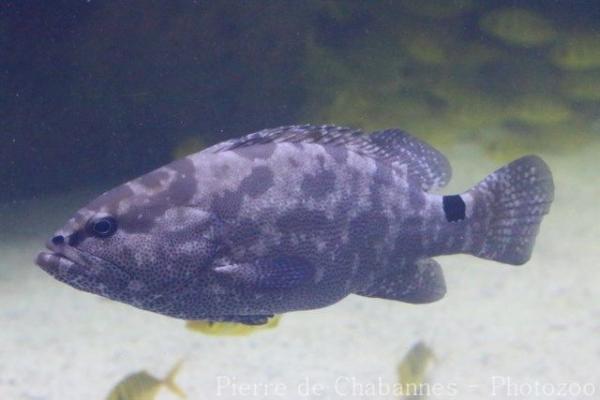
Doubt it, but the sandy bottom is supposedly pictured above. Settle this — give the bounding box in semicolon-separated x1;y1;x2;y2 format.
1;141;599;400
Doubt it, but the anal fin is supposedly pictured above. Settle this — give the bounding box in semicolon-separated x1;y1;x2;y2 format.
355;259;446;304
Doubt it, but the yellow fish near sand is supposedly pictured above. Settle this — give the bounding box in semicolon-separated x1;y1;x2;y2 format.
105;360;186;400
397;342;436;398
186;315;282;336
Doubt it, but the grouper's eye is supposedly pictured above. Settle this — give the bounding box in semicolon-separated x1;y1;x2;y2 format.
87;216;118;238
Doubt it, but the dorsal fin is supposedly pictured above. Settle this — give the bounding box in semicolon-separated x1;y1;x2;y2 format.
370;129;452;191
205;125;365;152
207;125;452;191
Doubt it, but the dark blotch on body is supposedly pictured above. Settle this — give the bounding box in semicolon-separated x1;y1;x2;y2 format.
316;154;326;168
409;188;425;209
67;230;85;247
211;189;243;219
139;170;170;189
276;209;329;233
323;145;348;164
373;164;394;187
347;211;390;272
301;169;336;199
369;184;384;211
348;211;389;248
227;218;261;252
234;143;276;160
239;166;274;198
212;163;231;180
394;216;423;254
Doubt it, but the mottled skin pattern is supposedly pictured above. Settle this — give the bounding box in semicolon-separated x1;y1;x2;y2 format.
36;125;554;324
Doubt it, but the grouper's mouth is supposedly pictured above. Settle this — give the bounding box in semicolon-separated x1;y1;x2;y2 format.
36;251;78;275
35;240;91;276
35;242;132;294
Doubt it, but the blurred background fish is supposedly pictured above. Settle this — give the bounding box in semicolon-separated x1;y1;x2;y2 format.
105;360;186;400
396;342;436;399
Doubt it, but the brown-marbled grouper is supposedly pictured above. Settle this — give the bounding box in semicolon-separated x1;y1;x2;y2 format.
36;125;554;324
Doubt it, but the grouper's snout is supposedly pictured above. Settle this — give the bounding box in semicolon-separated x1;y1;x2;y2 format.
37;231;134;292
36;234;79;275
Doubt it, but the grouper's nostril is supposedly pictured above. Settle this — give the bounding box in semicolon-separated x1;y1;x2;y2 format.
51;235;65;246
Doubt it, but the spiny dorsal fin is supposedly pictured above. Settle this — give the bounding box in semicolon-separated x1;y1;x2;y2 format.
205;125;364;152
206;125;452;191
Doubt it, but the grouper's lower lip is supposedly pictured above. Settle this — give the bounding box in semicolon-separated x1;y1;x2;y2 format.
35;251;77;275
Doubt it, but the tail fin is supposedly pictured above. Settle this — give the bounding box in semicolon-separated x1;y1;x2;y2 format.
466;155;554;265
162;360;186;398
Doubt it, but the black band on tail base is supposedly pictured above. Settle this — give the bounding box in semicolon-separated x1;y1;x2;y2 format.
443;195;466;222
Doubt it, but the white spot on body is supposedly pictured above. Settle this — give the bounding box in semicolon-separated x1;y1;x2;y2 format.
340;230;349;245
343;278;352;292
179;241;199;255
350;254;360;277
314;266;325;283
316;240;327;253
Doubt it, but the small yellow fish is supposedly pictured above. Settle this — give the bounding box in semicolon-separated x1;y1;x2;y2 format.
106;360;185;400
186;315;281;336
397;342;436;398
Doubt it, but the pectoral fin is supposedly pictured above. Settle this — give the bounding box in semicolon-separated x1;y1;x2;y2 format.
355;258;446;304
214;256;314;289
